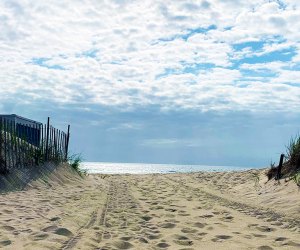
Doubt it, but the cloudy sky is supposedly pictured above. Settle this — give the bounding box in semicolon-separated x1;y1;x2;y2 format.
1;0;300;167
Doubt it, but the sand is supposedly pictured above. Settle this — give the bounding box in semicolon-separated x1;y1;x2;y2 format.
0;166;299;250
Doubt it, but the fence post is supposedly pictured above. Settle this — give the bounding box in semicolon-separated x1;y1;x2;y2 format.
0;118;2;172
65;125;70;161
45;117;50;162
0;117;5;173
4;119;7;172
276;154;285;180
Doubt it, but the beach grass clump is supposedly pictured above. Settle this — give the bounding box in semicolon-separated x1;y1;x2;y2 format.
68;154;87;177
267;134;300;182
286;134;300;168
252;172;261;189
266;161;277;181
291;172;300;187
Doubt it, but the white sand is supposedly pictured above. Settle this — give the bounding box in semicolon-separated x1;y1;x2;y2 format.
0;166;299;249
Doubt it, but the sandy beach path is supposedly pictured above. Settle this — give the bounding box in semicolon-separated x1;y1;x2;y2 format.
1;170;300;249
0;168;107;250
126;174;300;250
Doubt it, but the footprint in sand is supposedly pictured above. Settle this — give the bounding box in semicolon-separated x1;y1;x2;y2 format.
257;246;274;250
248;223;258;228
25;217;35;220
211;235;232;242
159;222;176;229
193;222;207;229
2;209;13;214
173;235;193;246
256;226;276;233
274;237;287;242
54;228;73;237
146;232;162;240
243;234;252;239
50;216;60;221
248;224;276;233
252;233;267;238
151;206;163;210
103;231;111;239
32;233;49;241
181;228;198;234
165;213;176;218
113;240;134;249
139;237;149;243
142;225;160;234
157;242;170;248
271;221;283;226
141;215;152;221
199;214;214;219
283;241;300;247
178;210;190;216
0;240;12;247
42;225;58;232
165;208;177;212
220;215;234;222
2;225;15;231
119;236;132;241
145;225;158;231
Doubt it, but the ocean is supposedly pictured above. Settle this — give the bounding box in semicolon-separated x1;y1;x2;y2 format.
81;162;254;174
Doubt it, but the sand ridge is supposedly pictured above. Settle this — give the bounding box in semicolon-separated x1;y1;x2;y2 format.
0;168;300;249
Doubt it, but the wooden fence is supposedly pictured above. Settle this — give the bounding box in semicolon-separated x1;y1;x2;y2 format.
0;117;70;174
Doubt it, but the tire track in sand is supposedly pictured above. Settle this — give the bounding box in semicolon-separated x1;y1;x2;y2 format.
163;175;300;232
61;205;103;250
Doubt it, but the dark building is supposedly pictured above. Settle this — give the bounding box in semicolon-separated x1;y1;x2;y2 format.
0;114;42;147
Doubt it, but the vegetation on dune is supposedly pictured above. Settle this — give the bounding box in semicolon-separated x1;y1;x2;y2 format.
292;172;300;186
286;134;300;168
267;134;300;185
68;154;87;177
0;130;86;178
0;129;67;174
252;172;261;190
266;161;277;181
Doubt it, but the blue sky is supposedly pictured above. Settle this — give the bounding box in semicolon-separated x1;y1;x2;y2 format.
1;0;300;167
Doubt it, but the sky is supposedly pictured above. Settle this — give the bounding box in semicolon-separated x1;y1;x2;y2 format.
0;0;300;167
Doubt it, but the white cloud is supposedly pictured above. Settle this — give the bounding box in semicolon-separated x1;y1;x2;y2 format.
140;138;205;147
106;123;143;131
0;0;300;113
141;138;179;147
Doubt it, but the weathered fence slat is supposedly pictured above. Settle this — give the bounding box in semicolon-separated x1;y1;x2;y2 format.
276;154;285;180
4;120;7;172
65;125;70;161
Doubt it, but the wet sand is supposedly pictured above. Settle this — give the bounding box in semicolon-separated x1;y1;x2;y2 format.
0;166;299;249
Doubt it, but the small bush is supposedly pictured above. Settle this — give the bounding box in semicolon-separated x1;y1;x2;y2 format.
267;134;300;183
286;134;300;168
292;172;300;187
68;154;86;177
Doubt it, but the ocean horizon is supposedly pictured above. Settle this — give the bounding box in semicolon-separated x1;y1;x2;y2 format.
81;162;261;174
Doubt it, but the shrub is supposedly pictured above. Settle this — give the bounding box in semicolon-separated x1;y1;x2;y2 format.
267;134;300;182
292;172;300;187
286;134;300;168
68;154;87;176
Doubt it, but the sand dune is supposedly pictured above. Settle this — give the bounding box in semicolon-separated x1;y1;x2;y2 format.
0;166;299;249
